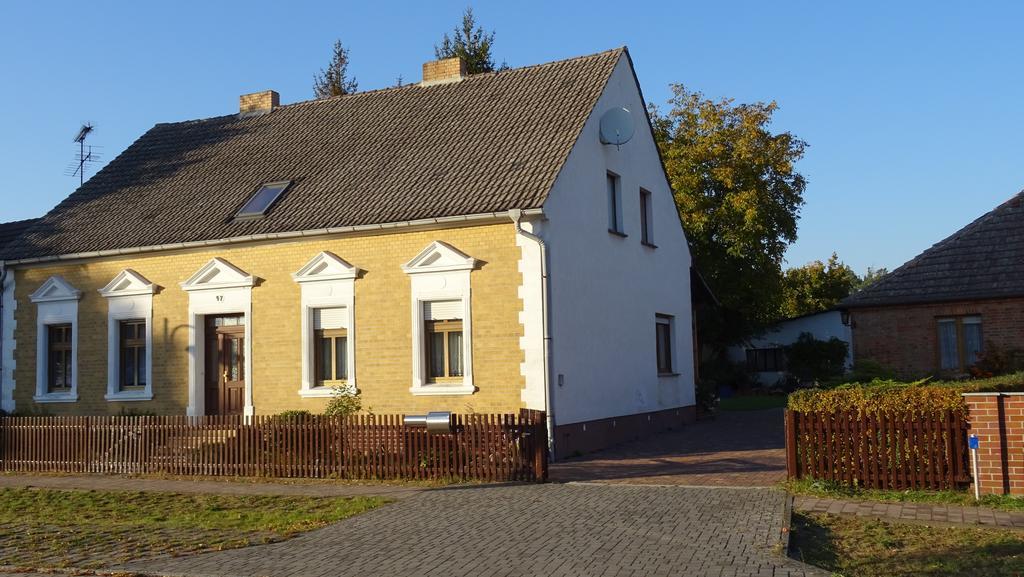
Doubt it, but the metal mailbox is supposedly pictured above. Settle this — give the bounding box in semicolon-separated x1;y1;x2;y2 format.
402;411;453;434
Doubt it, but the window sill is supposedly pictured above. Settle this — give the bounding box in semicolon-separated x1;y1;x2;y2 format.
410;383;476;396
298;387;336;398
658;372;680;378
34;393;79;403
105;391;153;402
641;241;658;249
608;229;628;238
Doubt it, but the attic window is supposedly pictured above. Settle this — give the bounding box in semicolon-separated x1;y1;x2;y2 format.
235;181;290;219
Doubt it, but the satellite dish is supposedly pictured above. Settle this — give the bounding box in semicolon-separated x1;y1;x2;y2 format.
599;107;634;146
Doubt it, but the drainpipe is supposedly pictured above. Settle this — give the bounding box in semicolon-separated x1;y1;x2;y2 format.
509;209;555;458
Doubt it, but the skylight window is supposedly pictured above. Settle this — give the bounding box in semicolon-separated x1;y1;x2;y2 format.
236;181;290;218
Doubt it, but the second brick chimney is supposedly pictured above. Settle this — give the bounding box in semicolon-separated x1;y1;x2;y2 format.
421;57;467;87
239;90;280;115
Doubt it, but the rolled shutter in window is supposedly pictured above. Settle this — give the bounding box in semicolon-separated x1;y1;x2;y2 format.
423;300;462;321
314;307;347;330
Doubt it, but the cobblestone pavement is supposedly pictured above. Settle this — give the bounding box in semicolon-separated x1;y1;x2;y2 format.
550;409;786;487
119;484;825;577
794;495;1024;530
0;474;424;499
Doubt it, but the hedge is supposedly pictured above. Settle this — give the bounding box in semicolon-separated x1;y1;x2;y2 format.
787;371;1024;417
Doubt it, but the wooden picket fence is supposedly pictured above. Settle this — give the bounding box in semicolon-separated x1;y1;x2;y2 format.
0;410;548;482
785;409;970;490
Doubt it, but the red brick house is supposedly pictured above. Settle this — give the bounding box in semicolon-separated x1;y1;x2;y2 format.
843;191;1024;378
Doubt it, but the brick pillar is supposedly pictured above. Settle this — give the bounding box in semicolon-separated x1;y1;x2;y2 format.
963;393;1024;495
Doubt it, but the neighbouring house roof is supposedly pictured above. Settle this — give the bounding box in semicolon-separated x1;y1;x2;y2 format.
0;218;40;255
2;49;625;262
843;190;1024;308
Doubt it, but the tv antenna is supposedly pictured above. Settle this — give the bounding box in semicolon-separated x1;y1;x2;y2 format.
64;123;102;186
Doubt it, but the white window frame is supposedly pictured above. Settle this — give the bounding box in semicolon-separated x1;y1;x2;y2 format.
656;313;678;377
29;276;82;403
402;241;477;396
292;252;360;398
99;269;156;402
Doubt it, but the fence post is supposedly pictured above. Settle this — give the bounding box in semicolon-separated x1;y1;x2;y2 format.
784;410;798;479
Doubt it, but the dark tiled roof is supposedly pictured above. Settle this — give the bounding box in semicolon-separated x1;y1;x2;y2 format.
3;49;624;261
0;218;39;254
843;190;1024;308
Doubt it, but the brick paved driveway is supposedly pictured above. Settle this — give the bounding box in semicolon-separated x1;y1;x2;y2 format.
120;484;823;577
551;409;786;486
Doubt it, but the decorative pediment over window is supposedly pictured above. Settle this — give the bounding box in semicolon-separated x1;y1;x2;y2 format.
180;258;255;291
98;269;157;298
292;251;361;283
29;276;82;303
401;241;477;275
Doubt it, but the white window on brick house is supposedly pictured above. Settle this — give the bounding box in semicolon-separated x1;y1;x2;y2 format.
293;252;360;398
99;269;156;402
403;241;477;396
937;315;982;372
29;276;82;403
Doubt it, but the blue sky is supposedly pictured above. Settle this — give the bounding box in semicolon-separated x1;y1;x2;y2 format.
3;1;1023;274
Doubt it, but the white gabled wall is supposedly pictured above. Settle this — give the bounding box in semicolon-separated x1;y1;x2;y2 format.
533;53;695;426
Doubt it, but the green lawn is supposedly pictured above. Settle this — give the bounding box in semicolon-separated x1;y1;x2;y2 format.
785;478;1024;513
790;512;1024;577
0;488;385;569
718;394;788;411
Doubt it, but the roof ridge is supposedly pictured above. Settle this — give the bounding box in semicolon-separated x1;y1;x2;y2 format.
160;47;628;125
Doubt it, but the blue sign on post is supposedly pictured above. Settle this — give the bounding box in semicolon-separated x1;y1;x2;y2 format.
969;435;980;450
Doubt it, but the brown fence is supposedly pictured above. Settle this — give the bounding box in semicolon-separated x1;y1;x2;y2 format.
785;409;970;490
0;410;548;482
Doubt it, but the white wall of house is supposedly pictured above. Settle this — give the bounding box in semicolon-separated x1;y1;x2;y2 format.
530;54;695;426
728;310;853;385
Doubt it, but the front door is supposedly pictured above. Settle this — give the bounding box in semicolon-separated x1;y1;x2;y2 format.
204;315;245;416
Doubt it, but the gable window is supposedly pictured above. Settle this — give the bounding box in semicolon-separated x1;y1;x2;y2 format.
747;348;787;372
425;314;464;381
30;275;81;403
607;172;624;235
100;269;155;402
938;316;982;372
119;320;147;390
313;308;348;386
640;188;654;246
235;181;290;219
293;252;359;399
47;324;73;392
403;241;476;396
656;314;674;375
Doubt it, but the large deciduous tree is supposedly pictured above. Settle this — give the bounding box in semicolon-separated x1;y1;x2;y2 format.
313;40;358;99
434;7;505;74
651;86;807;333
780;253;859;318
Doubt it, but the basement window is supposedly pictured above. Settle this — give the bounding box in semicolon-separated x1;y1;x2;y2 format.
235;181;290;219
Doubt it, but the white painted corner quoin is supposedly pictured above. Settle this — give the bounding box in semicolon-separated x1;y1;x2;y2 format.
30;276;82;403
292;251;360;398
180;258;256;417
403;241;477;396
99;269;157;402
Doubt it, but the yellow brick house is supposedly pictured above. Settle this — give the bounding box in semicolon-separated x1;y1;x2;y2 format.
0;48;696;458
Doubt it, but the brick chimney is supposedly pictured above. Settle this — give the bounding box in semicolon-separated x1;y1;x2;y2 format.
421;57;467;86
239;90;279;114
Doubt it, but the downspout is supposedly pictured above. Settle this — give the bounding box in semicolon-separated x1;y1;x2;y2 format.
509;209;555;458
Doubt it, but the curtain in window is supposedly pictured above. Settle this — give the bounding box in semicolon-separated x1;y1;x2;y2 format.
335;336;348;380
937;320;958;370
962;318;983;366
448;331;464;377
429;332;446;378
